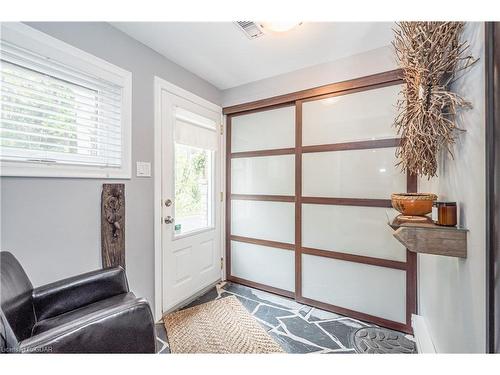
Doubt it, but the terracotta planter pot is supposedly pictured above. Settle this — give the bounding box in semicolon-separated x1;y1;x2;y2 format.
391;193;438;216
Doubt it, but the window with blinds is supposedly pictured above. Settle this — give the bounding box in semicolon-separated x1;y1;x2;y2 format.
0;23;131;178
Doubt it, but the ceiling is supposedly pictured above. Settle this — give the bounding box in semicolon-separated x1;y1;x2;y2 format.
111;22;394;90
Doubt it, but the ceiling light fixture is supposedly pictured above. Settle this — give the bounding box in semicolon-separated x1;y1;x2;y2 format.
259;21;302;33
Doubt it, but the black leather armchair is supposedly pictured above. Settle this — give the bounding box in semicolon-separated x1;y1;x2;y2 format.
0;251;156;353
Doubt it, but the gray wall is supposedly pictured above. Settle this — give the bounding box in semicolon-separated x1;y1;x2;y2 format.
0;22;221;308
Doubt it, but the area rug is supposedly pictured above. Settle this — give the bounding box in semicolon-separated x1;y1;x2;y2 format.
163;295;284;353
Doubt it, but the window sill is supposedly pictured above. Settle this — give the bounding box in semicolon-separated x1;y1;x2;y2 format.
0;162;131;179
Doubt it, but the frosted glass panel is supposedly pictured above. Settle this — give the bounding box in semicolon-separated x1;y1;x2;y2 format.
231;155;294;195
302;204;406;261
302;85;401;146
231;241;294;291
231;106;295;152
302;254;406;323
231;200;294;243
302;148;406;199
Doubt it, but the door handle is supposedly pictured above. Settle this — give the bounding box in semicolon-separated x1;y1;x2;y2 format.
164;216;174;224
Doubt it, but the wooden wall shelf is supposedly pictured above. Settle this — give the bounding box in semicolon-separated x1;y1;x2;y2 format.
389;222;468;258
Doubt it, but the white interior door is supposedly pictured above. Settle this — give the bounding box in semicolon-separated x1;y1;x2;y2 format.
161;89;222;312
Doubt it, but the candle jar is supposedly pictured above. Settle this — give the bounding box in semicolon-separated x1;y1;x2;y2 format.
433;201;457;226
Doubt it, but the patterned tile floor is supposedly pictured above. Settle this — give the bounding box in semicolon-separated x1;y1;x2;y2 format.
155;282;415;354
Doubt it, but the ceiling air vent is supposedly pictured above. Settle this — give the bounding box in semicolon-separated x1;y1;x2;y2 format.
234;21;264;39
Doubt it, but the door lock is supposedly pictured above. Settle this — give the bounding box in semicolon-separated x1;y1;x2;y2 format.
164;199;172;207
164;216;174;224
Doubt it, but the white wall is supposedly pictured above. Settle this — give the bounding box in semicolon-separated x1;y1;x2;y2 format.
0;22;221;309
418;22;486;353
222;46;397;107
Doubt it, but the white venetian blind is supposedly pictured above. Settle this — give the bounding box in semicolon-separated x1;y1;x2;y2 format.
0;40;124;167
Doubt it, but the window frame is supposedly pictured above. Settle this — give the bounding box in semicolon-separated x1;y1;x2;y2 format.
0;23;132;179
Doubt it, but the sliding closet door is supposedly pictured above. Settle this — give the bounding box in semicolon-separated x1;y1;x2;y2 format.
297;83;415;332
226;105;296;295
225;71;416;333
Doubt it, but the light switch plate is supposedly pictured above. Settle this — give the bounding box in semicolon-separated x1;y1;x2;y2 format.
136;162;151;177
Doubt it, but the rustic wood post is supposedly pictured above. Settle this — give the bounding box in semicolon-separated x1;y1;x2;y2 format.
101;183;125;268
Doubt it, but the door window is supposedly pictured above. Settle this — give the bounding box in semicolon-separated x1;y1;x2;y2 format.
173;106;217;237
174;143;213;235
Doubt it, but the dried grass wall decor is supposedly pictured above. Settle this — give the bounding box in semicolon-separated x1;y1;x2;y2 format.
393;22;477;178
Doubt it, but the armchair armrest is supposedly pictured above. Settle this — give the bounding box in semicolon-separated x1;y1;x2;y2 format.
32;267;129;321
19;296;155;353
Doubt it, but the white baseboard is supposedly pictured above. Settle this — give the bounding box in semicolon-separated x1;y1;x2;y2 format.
412;314;437;353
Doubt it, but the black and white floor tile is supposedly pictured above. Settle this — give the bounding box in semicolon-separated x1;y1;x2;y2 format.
155;282;416;354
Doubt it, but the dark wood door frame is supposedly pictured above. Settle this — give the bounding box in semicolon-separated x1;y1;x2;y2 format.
485;22;500;353
224;69;417;334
